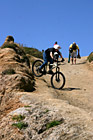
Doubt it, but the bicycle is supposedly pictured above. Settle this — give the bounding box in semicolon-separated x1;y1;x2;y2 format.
32;59;66;90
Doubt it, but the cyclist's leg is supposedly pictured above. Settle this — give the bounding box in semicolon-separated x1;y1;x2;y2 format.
49;57;53;69
39;52;48;70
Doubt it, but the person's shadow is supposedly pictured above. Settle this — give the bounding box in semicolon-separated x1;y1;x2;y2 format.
76;61;86;65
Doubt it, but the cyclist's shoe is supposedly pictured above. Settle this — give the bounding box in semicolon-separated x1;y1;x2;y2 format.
43;71;46;74
37;68;46;74
47;70;54;74
38;68;43;73
36;68;42;73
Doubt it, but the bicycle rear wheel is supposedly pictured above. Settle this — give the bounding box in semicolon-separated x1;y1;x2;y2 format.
32;60;44;77
51;72;65;89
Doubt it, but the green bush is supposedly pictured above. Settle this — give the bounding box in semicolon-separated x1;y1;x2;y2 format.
1;43;25;56
12;122;28;130
87;52;93;62
12;115;28;130
24;105;31;108
12;115;25;121
38;119;64;134
46;120;62;129
22;46;43;59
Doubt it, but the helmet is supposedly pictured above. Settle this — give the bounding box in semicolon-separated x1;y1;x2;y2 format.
54;44;61;50
73;42;76;45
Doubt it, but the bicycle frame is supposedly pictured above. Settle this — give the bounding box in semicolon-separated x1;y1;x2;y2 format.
47;61;61;72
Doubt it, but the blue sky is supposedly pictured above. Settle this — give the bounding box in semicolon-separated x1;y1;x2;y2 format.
0;0;93;58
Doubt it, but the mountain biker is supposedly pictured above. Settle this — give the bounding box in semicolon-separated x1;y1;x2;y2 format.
39;42;64;74
69;42;80;64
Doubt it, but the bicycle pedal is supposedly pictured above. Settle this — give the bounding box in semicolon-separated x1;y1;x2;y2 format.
42;71;46;74
47;71;54;74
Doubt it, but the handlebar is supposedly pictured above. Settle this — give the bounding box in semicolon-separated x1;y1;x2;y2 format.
53;58;65;63
50;61;63;66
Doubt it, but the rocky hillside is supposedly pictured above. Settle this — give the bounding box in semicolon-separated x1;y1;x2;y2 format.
0;36;35;127
0;36;93;140
0;36;35;92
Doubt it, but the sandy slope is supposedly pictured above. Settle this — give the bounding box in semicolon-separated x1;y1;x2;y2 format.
38;56;93;115
23;56;93;139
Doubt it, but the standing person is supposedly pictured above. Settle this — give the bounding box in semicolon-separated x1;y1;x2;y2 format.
69;42;80;64
39;42;64;74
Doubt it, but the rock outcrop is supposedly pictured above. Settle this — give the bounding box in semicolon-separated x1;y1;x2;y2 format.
4;35;14;44
0;36;35;105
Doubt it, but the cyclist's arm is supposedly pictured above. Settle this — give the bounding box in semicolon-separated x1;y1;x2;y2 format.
58;51;65;62
58;53;63;59
58;50;63;59
50;52;53;59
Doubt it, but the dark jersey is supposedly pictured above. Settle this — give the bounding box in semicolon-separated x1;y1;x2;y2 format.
45;48;61;57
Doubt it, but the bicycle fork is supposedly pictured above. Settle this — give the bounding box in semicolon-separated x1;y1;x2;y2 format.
56;67;60;82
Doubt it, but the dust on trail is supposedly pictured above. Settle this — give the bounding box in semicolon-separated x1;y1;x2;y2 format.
37;56;93;116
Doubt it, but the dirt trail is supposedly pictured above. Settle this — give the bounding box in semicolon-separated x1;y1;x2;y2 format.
35;57;93;115
0;56;93;140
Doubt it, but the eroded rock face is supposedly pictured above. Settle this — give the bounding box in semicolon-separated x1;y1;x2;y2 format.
0;37;35;94
4;35;14;43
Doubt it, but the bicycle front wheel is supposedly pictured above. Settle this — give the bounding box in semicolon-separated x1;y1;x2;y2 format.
32;60;44;77
51;72;65;89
